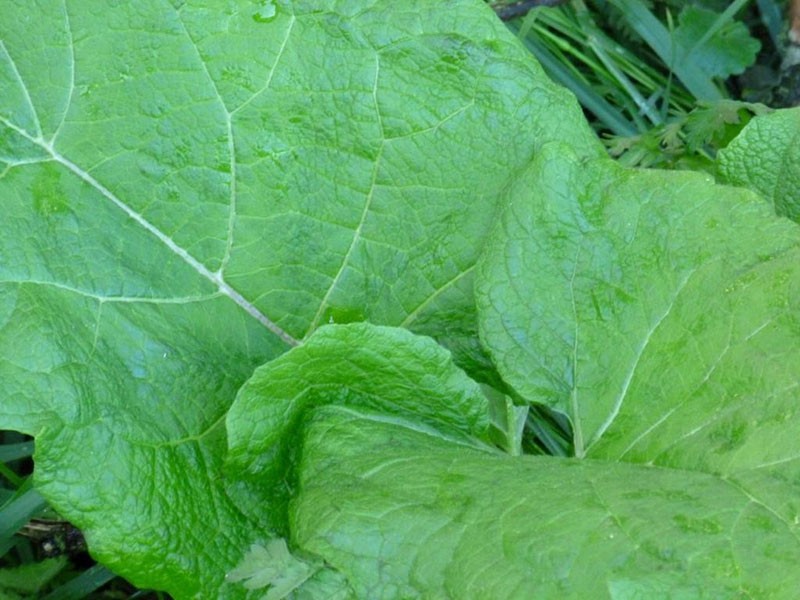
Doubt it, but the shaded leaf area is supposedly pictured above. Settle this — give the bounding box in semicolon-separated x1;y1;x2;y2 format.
292;406;800;599
0;0;600;596
0;557;68;596
719;106;800;222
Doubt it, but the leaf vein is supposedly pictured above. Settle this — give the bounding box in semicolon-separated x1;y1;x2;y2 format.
173;9;239;275
0;117;298;346
304;54;384;337
587;268;697;452
3;279;224;305
230;15;296;116
49;0;75;146
400;265;475;327
0;41;43;139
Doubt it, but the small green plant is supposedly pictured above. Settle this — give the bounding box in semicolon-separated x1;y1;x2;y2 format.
0;435;119;598
494;0;787;167
605;99;771;170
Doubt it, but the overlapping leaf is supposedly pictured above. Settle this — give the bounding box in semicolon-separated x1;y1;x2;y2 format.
719;107;800;222
227;323;491;504
672;6;760;80
0;0;597;596
477;144;800;458
471;144;800;595
276;143;800;598
293;407;800;598
5;0;799;597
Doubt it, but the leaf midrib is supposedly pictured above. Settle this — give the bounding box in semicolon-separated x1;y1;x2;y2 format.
2;118;299;347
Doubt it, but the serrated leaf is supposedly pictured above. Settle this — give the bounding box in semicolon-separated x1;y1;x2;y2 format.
227;540;317;597
673;6;760;80
683;100;768;152
227;542;284;589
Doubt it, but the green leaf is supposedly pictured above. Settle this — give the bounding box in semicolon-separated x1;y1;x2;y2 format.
0;487;47;541
227;323;492;500
293;406;800;598
0;440;34;463
718;107;800;222
0;557;67;594
682;100;769;154
39;564;115;600
470;143;800;594
672;5;760;80
226;540;320;598
477;144;800;457
228;540;355;600
0;1;598;596
607;0;722;100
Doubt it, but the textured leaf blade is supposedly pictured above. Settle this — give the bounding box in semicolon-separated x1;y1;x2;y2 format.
227;323;491;488
293;407;800;599
719;107;800;222
0;1;597;595
673;6;760;80
476;144;800;459
473;141;800;588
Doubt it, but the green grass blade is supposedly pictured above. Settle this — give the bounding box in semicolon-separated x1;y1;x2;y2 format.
607;0;723;100
130;591;168;599
0;441;34;463
509;22;638;135
755;0;783;48
569;1;664;124
0;486;47;540
0;462;25;488
687;0;750;56
40;564;116;600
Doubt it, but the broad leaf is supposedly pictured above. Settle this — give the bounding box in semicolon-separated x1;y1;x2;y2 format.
225;322;492;596
227;322;491;508
0;0;597;596
473;143;800;594
719;107;800;222
477;143;800;457
293;406;800;599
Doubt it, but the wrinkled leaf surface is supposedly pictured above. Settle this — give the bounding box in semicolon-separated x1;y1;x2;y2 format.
0;0;595;595
719;107;800;222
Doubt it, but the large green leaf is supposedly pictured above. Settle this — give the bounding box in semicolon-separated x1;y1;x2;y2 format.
227;322;492;520
718;107;800;223
293;406;800;599
477;144;800;457
281;142;800;595
0;0;598;596
472;143;800;594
